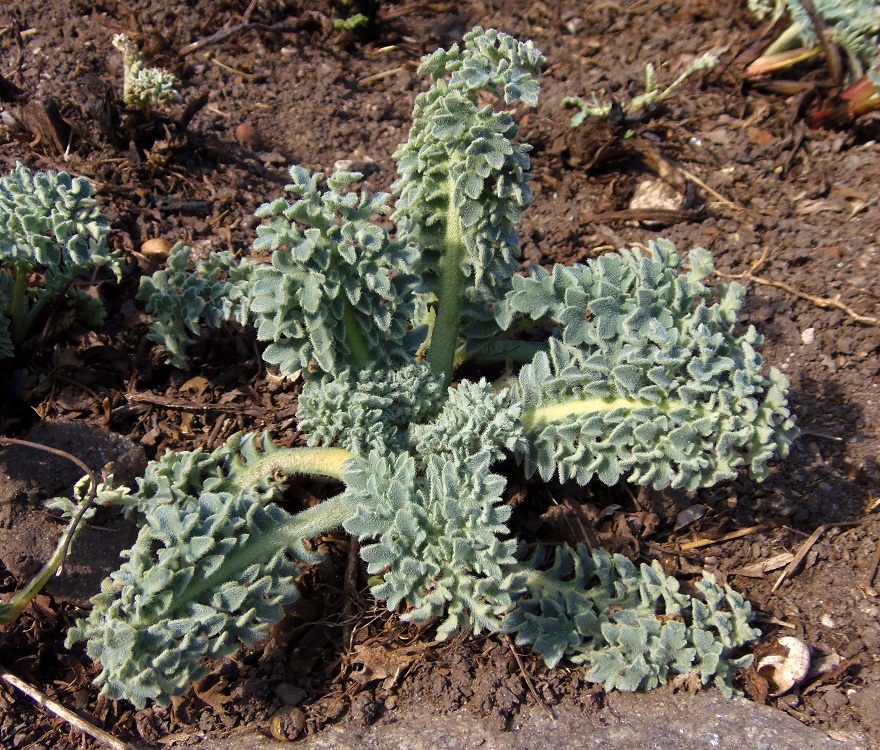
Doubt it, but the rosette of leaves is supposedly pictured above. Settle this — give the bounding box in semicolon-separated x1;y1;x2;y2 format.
0;163;120;354
411;378;526;463
504;545;759;696
137;243;256;368
249;167;422;376
503;240;797;489
297;363;445;455
29;28;800;711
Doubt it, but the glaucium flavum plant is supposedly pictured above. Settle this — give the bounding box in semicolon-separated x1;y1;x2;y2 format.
41;28;796;709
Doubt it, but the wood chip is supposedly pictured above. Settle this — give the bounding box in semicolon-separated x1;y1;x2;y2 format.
679;524;766;551
734;552;796;578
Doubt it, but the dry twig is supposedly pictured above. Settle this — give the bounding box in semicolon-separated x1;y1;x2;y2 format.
0;666;137;750
504;635;555;719
715;252;880;327
0;436;96;570
771;524;829;592
178;20;319;57
862;542;880;597
678;524;766;551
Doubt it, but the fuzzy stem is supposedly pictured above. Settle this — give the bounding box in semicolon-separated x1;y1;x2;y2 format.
232;446;353;488
426;179;466;387
520;397;653;431
163;493;352;615
0;513;79;623
8;271;29;345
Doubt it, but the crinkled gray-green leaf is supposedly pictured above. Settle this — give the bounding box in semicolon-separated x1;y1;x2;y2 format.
58;431;288;523
0;163;116;278
297;364;444;455
343;451;524;639
508;240;797;489
66;491;302;708
393;27;544;302
505;545;759;695
138;242;257;369
411;378;526;463
250;167;422;376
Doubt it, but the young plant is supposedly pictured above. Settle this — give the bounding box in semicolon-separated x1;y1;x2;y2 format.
37;28;797;709
563;52;718;126
112;34;181;112
0;164;121;357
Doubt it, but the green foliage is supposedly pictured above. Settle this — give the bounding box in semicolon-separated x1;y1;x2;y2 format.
505;545;759;696
333;13;369;32
297;364;444;455
504;240;796;489
138;243;256;368
0;163;120;351
65;491;304;707
343;451;523;639
250;167;422;375
112;34;181;111
41;27;798;710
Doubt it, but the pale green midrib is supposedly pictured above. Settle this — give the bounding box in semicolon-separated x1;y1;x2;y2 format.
520;396;707;431
341;296;372;370
426;175;466;386
154;493;352;624
232;446;353;488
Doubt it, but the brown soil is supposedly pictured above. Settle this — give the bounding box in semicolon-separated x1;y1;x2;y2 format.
1;1;879;748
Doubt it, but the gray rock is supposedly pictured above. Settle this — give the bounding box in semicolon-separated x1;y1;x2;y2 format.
205;688;865;750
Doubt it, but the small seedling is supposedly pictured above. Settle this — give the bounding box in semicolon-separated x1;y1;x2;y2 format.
112;34;182;112
564;53;718;126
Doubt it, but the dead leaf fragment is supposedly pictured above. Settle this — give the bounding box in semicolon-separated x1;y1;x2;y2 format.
674;504;708;531
733;552;795;578
351;644;425;689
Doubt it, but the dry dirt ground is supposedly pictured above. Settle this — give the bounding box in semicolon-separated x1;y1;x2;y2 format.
0;1;879;748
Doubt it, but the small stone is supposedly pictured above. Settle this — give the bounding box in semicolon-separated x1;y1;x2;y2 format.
820;614;836;628
273;682;306;706
235;121;263;150
801;327;816;345
821;689;848;713
140;237;172;258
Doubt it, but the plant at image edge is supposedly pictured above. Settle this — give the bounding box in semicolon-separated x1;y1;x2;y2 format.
0;164;121;358
9;28;797;709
